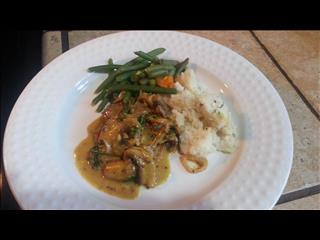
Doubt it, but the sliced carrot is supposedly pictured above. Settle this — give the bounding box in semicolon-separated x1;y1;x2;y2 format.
156;75;175;88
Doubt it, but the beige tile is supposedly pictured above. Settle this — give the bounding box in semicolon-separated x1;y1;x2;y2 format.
253;31;320;115
183;31;320;192
42;31;62;66
273;193;320;210
67;30;320;192
68;31;119;49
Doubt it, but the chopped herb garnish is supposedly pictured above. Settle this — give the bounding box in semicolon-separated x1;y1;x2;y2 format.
218;103;224;108
138;115;146;126
123;91;131;114
89;146;102;170
125;175;137;183
128;127;139;138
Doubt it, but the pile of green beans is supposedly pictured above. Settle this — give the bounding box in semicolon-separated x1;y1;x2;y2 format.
88;48;189;112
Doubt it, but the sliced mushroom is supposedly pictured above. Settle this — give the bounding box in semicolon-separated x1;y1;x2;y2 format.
102;160;136;181
123;146;157;188
139;161;157;188
123;146;153;167
99;154;121;164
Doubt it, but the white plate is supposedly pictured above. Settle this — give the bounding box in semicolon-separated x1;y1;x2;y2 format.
3;31;293;209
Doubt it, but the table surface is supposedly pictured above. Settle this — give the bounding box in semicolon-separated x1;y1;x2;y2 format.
3;30;320;210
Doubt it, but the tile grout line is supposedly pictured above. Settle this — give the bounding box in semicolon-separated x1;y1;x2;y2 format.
250;31;320;122
276;184;320;205
61;31;70;53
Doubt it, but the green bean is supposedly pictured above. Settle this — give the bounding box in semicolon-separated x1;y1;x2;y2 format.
161;59;179;65
115;71;136;82
88;64;121;73
145;64;175;73
134;51;160;63
91;89;107;105
148;69;169;78
120;62;150;72
123;91;131;103
108;84;177;94
168;69;176;76
95;61;151;93
116;61;150;77
124;48;165;66
123;91;134;114
130;74;137;83
175;58;189;77
119;79;130;85
95;72;115;93
96;96;110;112
139;78;149;85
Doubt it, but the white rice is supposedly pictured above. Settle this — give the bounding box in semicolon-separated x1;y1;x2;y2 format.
168;69;237;157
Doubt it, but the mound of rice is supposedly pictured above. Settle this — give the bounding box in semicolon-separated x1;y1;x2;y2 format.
168;69;236;157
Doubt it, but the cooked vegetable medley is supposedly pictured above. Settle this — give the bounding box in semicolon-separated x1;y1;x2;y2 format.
75;48;197;199
74;48;237;200
89;48;187;113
